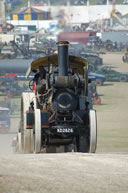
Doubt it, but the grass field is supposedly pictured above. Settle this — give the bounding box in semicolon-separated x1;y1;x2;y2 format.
94;52;128;152
95;82;128;152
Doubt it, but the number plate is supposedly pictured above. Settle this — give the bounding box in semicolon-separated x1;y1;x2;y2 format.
57;128;74;133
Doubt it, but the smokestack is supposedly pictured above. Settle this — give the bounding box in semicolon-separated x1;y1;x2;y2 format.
56;41;69;76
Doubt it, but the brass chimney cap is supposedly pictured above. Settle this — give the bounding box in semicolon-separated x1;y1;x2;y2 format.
56;41;69;46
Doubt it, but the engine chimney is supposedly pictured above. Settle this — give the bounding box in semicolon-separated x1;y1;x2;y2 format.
56;41;69;76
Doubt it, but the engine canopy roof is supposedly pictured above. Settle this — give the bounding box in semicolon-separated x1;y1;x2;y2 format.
26;55;88;78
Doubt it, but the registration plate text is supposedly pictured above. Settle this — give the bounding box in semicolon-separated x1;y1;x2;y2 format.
57;128;73;133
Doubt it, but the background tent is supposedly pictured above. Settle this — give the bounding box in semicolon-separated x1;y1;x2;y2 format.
10;7;51;21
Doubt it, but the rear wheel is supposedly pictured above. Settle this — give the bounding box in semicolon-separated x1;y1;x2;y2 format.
20;92;36;153
89;110;97;153
34;109;42;153
88;64;95;72
120;75;127;82
106;44;113;51
122;56;126;63
15;132;22;153
93;96;101;105
96;79;103;86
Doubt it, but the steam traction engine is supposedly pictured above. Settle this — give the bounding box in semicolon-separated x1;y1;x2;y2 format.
16;41;97;153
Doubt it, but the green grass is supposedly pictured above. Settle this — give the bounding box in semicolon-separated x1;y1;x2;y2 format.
94;81;128;152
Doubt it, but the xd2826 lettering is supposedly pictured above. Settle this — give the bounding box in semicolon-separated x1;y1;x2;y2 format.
57;128;74;133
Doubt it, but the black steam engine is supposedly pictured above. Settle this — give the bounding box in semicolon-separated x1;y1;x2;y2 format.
16;41;97;153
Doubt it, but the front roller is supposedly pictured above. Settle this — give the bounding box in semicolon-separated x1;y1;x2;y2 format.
78;110;97;153
34;109;42;153
20;92;36;153
89;110;97;153
16;132;22;152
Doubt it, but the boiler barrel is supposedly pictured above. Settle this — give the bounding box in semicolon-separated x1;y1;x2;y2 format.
0;59;32;73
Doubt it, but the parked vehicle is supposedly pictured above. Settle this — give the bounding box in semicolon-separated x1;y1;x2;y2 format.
1;45;15;59
80;52;103;72
97;66;128;82
122;53;128;63
123;0;128;4
88;72;105;86
0;77;28;98
58;32;97;45
0;107;10;133
89;82;101;105
97;0;107;4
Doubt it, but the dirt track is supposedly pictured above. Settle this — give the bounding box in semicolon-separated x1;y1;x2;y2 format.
0;153;128;193
0;52;128;193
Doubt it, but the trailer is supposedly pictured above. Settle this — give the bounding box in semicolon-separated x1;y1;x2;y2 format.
58;32;97;45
